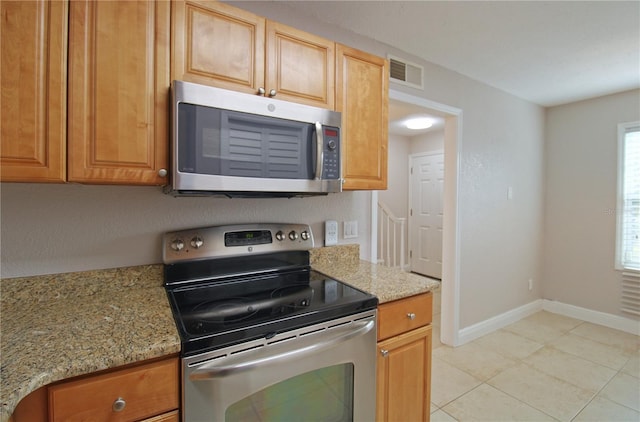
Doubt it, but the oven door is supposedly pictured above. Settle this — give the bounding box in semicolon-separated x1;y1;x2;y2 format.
182;311;377;422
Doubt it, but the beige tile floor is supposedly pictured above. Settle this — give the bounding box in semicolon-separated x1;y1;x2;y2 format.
430;287;640;421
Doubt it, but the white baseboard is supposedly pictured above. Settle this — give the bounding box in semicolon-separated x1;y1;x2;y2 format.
456;299;640;346
542;299;640;336
457;299;543;345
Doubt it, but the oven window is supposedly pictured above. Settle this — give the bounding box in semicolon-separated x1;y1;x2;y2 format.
226;363;354;421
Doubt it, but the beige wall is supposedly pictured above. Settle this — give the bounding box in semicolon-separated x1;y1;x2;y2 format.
543;89;640;318
411;129;445;154
379;134;411;219
0;184;370;277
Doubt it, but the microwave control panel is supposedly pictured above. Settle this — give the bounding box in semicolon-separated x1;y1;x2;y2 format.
322;127;341;180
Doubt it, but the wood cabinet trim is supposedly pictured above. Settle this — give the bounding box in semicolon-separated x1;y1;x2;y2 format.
67;0;169;184
336;43;389;190
377;292;433;341
265;20;335;108
48;357;179;422
376;325;432;422
0;0;68;183
171;0;266;94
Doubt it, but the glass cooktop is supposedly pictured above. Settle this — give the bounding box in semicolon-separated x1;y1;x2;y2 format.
164;253;378;356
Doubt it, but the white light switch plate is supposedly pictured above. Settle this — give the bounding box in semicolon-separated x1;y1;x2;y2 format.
325;220;338;246
344;220;358;239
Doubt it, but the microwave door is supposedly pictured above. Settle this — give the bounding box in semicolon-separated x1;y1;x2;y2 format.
169;80;343;196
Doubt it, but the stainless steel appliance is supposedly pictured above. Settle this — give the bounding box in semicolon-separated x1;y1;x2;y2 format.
163;224;378;421
165;81;343;197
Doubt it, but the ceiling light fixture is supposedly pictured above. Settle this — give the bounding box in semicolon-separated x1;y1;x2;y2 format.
405;117;433;130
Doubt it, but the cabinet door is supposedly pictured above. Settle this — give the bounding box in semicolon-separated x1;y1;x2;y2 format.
377;325;432;422
172;0;265;95
67;0;169;184
0;0;67;183
265;21;334;109
336;45;388;190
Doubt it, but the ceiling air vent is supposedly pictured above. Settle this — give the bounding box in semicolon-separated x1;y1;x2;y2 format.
388;55;423;89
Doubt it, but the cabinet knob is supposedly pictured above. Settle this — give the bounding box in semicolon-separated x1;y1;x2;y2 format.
268;89;277;97
258;87;266;95
380;349;389;357
112;397;126;412
158;168;168;178
407;312;416;320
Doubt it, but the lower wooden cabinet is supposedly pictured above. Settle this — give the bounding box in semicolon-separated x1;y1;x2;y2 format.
10;357;179;422
377;292;433;422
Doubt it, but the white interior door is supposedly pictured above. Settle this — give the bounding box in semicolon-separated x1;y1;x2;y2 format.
409;152;444;278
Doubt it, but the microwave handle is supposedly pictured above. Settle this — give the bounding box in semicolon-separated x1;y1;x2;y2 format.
314;122;324;180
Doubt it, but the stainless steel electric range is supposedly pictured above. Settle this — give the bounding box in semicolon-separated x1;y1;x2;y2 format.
163;223;378;422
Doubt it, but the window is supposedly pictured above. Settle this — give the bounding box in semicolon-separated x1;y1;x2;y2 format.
616;121;640;271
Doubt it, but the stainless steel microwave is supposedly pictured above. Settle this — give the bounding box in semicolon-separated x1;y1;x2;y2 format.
164;81;343;197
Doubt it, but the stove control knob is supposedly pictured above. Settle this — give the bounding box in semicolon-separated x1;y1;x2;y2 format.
190;236;204;249
288;230;299;241
170;239;185;252
301;230;310;241
275;231;285;241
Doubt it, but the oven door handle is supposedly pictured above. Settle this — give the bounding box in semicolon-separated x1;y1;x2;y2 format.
189;319;374;380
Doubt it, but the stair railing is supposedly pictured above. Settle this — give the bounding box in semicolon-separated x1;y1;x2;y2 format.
377;201;406;269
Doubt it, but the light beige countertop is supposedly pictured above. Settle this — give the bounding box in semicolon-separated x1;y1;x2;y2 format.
310;244;440;303
0;265;180;422
1;244;438;421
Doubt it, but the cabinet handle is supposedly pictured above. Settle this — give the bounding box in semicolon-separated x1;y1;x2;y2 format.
258;87;266;95
380;349;389;357
112;397;126;412
158;168;168;178
407;312;416;320
268;89;277;97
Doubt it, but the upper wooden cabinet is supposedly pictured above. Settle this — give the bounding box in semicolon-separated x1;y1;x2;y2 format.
172;1;335;109
67;0;170;184
2;0;169;185
2;0;385;189
0;0;68;183
171;1;265;94
336;44;389;191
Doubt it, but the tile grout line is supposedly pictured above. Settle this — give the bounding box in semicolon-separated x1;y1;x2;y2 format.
431;312;640;421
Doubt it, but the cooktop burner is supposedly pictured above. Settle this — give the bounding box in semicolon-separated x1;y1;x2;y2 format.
166;266;376;355
163;224;378;356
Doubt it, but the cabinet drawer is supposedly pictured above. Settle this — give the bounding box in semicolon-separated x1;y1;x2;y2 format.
49;358;179;422
378;292;432;341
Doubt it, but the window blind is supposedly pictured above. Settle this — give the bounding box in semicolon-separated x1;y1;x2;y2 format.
617;122;640;271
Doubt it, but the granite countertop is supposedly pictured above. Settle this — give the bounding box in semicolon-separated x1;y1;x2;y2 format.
0;244;438;421
0;265;180;422
310;244;440;303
